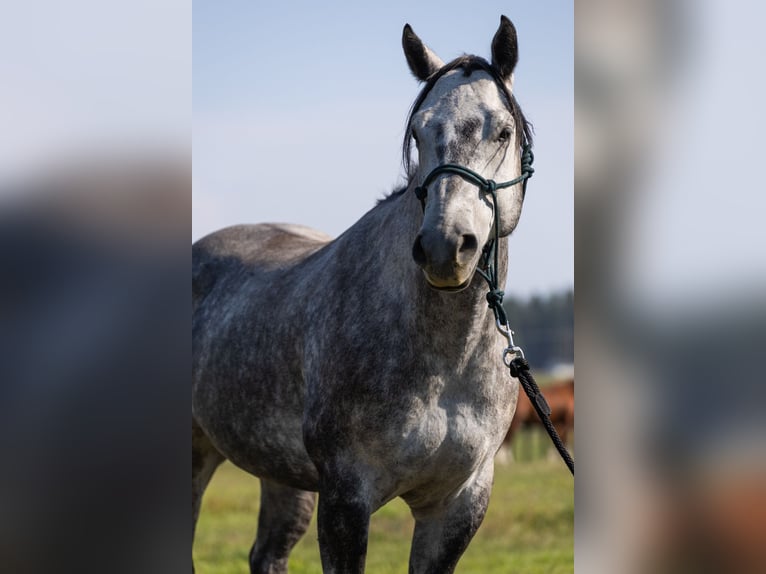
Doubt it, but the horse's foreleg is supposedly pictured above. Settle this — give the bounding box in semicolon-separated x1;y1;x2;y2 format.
407;464;494;574
316;473;371;574
249;479;316;574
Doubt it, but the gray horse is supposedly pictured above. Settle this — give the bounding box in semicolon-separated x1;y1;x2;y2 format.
193;16;532;573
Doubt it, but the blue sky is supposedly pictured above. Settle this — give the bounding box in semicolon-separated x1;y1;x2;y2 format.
193;2;573;297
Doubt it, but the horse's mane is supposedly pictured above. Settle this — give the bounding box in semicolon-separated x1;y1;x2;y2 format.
379;55;533;205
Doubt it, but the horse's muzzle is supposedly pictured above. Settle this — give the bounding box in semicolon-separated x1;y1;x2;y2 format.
412;229;479;289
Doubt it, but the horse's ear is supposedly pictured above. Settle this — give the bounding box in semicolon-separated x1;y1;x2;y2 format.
402;24;444;82
491;15;518;85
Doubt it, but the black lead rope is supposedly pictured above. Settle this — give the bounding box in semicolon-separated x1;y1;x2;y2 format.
510;358;575;475
482;254;575;476
415;145;574;476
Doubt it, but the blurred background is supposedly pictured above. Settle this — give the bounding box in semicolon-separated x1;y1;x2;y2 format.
576;0;766;572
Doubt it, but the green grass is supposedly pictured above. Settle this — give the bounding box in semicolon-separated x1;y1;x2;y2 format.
194;454;573;573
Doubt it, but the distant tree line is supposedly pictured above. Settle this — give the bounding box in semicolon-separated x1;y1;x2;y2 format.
502;288;573;370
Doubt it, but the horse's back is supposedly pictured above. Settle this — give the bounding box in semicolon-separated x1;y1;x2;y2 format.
192;223;332;308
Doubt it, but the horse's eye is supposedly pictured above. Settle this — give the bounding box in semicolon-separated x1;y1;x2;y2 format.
411;130;419;145
497;127;512;142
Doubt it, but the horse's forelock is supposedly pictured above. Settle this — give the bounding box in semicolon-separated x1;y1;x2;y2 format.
400;55;533;181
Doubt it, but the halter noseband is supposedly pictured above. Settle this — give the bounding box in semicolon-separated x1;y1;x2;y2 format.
413;144;534;209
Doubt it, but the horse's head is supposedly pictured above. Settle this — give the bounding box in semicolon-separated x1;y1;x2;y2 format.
402;16;531;291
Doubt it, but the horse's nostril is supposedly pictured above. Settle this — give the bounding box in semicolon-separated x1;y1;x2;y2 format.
459;234;478;255
412;235;427;266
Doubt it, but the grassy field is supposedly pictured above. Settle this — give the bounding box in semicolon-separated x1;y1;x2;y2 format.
194;449;573;574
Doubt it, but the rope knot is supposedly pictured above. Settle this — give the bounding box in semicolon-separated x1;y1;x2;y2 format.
521;147;535;177
485;180;497;194
486;289;504;308
509;356;529;378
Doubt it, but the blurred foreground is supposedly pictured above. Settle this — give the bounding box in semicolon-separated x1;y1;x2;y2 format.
0;2;189;572
0;155;190;574
576;0;766;572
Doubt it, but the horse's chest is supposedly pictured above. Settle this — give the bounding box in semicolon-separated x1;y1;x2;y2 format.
409;404;490;461
384;377;513;480
305;342;516;495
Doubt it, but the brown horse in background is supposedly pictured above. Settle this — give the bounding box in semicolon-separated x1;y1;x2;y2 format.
503;378;574;455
